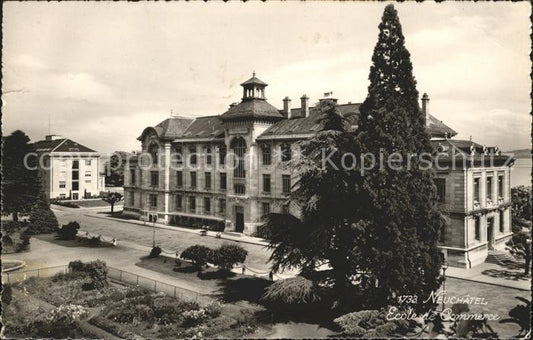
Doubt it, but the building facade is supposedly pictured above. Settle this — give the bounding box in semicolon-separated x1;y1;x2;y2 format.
33;135;105;200
123;74;514;268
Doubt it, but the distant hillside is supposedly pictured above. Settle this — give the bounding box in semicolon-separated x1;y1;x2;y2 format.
504;149;531;159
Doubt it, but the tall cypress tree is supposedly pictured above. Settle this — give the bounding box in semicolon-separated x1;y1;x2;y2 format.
2;130;41;221
356;4;444;311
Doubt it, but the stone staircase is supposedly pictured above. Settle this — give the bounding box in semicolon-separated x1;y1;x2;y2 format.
485;250;517;265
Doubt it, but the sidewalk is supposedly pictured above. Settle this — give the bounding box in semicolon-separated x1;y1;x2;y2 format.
446;261;531;291
85;212;270;247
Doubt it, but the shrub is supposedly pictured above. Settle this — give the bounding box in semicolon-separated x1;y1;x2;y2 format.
28;194;59;234
181;245;212;271
2;284;13;306
262;276;320;305
209;244;248;272
204;301;222;318
182;308;208;327
149;246;162;258
334;308;412;338
15;232;31;252
87;236;102;246
57;221;80;240
67;260;108;290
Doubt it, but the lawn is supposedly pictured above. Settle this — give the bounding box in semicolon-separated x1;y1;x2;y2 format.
35;233;114;248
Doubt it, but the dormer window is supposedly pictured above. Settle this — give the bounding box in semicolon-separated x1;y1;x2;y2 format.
148;143;159;165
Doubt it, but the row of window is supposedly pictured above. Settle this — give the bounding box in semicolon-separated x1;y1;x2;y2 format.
473;174;504;204
146;143;293;168
58;180;92;188
60;160;92;168
144;171;292;195
146;194;275;218
434;174;505;205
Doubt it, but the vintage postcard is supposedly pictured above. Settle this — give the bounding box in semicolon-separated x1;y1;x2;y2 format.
1;2;531;339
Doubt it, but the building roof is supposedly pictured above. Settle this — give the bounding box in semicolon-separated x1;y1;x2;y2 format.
33;138;96;153
220;99;284;121
426;114;457;138
240;75;268;87
257;103;361;140
180;116;225;140
138;117;194;141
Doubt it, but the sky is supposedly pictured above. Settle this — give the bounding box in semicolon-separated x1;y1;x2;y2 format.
2;2;531;154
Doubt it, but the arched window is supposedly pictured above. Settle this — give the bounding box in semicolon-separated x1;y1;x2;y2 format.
148;143;159;165
231;137;247;178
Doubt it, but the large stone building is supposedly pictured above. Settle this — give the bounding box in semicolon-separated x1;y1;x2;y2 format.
33;135;105;200
123;74;514;268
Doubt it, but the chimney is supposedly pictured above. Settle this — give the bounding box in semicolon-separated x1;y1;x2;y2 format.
301;94;309;118
45;135;63;141
283;96;291;118
421;93;430;126
229;102;238;109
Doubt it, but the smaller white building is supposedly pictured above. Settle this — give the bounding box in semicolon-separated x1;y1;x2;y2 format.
33;135;105;200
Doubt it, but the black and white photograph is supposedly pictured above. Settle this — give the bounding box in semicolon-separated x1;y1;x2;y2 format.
1;2;531;338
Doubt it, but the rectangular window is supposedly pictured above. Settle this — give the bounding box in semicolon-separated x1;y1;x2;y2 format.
262;202;271;217
150;194;158;208
85;172;92;177
85;159;91;166
220;173;227;190
72;171;79;180
435;178;446;203
219;145;226;166
282;175;291;195
130;193;135;206
281;144;291;162
498;175;503;199
263;174;271;193
151;171;159;187
175;146;183;165
59;193;66;198
72;160;79;169
130;169;136;185
176;195;183;210
262;145;271;166
205;172;211;189
234;184;246;195
85;180;91;184
204;197;211;213
487;176;493;201
72;181;79;191
189;146;197;166
177;171;183;187
189;196;196;212
204;146;212;165
219;199;226;214
474;216;480;241
190;172;197;188
59;181;66;189
473;177;480;203
499;210;504;233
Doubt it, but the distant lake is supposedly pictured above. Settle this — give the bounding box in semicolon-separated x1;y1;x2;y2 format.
511;158;531;188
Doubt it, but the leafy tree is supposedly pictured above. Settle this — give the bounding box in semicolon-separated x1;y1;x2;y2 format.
511;186;532;222
1;130;41;221
181;245;212;271
355;4;444;311
149;246;162;258
260;100;364;304
209;244;248;272
505;232;531;274
57;221;80;240
29;192;59;234
104;151;129;187
101;192;123;213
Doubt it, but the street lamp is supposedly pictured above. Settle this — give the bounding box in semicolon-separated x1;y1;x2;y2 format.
441;261;448;311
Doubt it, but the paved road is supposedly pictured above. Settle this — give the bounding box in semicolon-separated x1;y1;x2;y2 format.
52;207;276;273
